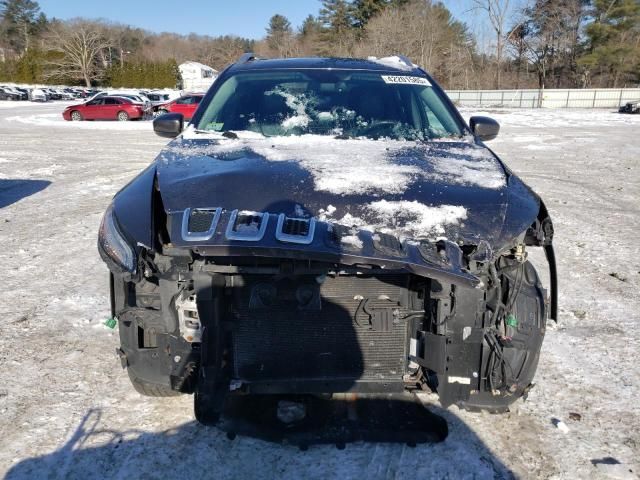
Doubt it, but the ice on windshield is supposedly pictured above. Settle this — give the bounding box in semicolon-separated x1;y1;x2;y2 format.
197;70;463;141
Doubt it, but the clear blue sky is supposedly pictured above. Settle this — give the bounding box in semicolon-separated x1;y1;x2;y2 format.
37;0;473;40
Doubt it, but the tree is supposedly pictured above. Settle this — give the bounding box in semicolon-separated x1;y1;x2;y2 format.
360;0;473;88
298;15;324;56
470;0;512;88
265;14;294;57
580;0;640;87
319;0;357;55
512;0;586;90
0;0;44;54
353;0;389;28
44;20;112;86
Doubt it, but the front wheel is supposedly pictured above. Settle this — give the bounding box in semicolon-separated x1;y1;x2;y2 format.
117;110;129;121
70;110;82;121
194;391;222;426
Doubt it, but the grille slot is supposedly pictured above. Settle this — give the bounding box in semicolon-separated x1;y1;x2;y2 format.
181;207;221;241
373;232;405;256
276;214;315;244
225;210;269;241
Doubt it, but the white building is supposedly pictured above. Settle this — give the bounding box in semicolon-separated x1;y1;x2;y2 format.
178;61;218;92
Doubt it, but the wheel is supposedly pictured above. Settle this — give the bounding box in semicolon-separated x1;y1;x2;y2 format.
194;391;222;425
127;369;180;397
70;110;82;121
117;110;129;121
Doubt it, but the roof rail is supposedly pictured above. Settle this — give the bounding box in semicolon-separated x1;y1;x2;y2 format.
237;52;258;64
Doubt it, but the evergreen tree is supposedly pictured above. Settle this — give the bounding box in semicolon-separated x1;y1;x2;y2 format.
265;14;293;56
0;0;44;53
353;0;388;28
580;0;640;87
319;0;356;54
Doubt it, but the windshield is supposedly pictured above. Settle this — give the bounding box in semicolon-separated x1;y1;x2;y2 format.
196;70;462;140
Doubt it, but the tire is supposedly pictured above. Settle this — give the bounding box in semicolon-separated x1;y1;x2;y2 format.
70;110;82;121
117;110;129;121
127;369;180;397
194;391;222;425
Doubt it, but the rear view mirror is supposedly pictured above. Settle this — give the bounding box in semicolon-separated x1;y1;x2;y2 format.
469;116;500;141
153;113;184;138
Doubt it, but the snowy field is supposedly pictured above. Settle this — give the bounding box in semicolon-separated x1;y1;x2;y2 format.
1;102;639;479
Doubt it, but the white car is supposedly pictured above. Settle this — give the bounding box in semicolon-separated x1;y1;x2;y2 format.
29;88;48;102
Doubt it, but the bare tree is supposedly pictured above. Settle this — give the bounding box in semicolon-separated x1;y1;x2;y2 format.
470;0;511;88
44;21;112;86
358;1;472;87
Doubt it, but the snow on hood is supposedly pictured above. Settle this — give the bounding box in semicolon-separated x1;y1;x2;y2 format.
320;200;468;241
170;131;506;195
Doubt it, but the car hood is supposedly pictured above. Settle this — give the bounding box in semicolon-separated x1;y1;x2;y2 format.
155;134;539;251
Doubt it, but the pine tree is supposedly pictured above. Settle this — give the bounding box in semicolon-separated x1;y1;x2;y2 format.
319;0;356;55
265;14;293;56
580;0;640;87
0;0;44;53
352;0;388;28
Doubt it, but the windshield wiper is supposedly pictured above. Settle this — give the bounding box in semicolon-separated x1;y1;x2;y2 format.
192;129;238;139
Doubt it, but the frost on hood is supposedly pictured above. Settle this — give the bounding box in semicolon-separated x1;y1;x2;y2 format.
171;132;506;194
323;200;468;241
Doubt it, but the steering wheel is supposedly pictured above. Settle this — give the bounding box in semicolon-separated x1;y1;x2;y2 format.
359;121;398;138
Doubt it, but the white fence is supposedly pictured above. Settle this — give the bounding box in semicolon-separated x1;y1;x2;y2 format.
445;88;640;108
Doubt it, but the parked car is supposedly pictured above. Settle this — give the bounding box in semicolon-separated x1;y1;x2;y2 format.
146;91;179;110
1;86;28;100
619;101;639;114
156;93;204;120
0;86;23;101
42;87;62;100
62;96;145;121
86;90;152;116
14;87;30;100
29;88;48;102
99;55;557;425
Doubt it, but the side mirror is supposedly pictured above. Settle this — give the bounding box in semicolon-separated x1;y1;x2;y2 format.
153;112;184;138
469;116;500;141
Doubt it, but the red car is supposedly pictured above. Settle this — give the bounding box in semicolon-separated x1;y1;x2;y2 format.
63;96;145;121
157;93;204;120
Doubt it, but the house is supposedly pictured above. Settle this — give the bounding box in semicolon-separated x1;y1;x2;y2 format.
178;61;218;92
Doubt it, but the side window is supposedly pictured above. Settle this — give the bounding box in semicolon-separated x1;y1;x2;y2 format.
105;98;120;105
194;96;203;104
176;97;188;104
87;99;103;106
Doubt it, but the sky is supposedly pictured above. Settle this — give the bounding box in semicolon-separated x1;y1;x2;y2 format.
37;0;477;40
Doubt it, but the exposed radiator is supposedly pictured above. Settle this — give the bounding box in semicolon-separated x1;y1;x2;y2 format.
231;274;411;383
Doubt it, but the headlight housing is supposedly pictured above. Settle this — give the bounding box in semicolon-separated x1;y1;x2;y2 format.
98;203;136;274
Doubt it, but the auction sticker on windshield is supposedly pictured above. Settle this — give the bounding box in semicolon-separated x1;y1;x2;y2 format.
381;75;431;86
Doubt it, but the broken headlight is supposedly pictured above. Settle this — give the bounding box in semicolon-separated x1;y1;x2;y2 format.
98;203;136;274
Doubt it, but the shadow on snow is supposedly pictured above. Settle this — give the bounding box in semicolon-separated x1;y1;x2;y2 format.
6;401;515;479
0;178;50;208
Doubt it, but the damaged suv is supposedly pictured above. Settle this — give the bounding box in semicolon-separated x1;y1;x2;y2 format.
99;55;557;423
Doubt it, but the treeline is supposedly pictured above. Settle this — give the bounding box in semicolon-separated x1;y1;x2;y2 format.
1;0;639;89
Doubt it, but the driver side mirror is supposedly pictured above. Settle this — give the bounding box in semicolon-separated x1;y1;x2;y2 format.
153;112;184;138
469;116;500;141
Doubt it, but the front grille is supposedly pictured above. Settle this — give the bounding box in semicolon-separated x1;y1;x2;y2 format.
283;218;310;236
189;210;215;233
231;274;410;383
181;207;221;241
225;210;268;241
276;215;315;244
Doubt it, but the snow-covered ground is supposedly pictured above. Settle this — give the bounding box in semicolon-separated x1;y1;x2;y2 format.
1;103;639;479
